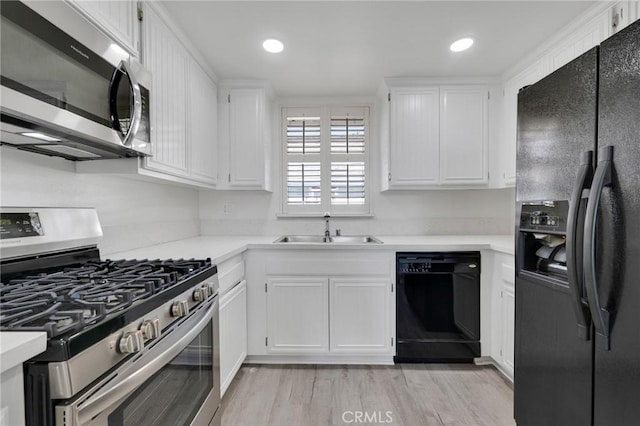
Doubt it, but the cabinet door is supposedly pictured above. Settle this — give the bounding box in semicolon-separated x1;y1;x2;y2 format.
67;0;138;55
266;277;328;353
547;12;609;72
189;60;218;184
502;285;515;377
142;5;189;177
499;257;516;379
439;86;488;185
330;278;392;353
220;280;247;397
389;88;439;187
228;88;266;188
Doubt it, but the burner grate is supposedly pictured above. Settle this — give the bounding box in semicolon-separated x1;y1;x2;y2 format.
0;258;211;337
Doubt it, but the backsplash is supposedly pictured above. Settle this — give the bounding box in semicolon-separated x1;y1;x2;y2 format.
199;188;515;236
0;147;200;255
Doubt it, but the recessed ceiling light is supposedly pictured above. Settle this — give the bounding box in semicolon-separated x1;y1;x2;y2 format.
450;37;474;53
20;132;61;142
262;38;284;53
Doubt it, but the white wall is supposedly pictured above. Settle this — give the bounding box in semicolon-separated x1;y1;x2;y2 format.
0;147;200;255
199;187;514;236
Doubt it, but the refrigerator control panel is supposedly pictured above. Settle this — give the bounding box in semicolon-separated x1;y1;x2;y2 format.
519;201;568;234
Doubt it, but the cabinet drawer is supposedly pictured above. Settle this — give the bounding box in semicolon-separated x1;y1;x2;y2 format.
218;256;245;295
502;262;515;285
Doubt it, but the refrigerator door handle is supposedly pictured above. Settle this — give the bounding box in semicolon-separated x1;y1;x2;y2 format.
566;150;593;340
584;145;613;350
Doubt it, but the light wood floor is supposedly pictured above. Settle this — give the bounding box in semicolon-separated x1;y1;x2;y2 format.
220;364;515;426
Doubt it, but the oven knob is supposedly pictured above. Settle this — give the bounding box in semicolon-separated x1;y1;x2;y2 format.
171;300;189;317
206;282;218;297
202;284;213;298
118;330;144;354
140;318;161;340
193;287;206;302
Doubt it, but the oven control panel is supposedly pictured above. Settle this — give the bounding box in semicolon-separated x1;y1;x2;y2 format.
0;212;44;239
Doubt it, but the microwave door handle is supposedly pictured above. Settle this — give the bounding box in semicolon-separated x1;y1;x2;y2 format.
109;60;142;148
75;299;218;425
584;145;613;351
566;150;593;340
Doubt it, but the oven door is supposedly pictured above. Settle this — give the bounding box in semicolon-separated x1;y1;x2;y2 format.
56;297;220;426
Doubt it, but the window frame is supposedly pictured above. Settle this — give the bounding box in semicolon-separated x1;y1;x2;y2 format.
280;104;372;217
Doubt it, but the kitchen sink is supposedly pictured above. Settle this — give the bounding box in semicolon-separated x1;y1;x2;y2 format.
273;235;383;244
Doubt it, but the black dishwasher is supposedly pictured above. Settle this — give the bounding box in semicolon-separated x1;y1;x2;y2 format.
395;252;481;363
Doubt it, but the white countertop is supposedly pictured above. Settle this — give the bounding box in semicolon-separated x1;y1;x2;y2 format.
105;234;514;263
0;332;47;373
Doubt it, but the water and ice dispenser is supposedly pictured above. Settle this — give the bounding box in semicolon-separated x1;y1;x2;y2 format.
518;201;569;280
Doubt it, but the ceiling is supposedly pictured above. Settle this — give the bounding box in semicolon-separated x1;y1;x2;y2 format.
161;1;597;97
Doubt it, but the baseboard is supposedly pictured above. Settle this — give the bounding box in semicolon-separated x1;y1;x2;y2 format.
244;355;395;365
475;356;514;386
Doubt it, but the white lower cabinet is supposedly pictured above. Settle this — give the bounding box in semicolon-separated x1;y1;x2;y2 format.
219;280;247;397
501;280;515;377
491;252;515;379
330;278;392;353
247;249;395;361
266;277;329;353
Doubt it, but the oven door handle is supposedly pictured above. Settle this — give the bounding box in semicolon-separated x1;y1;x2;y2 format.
75;298;218;425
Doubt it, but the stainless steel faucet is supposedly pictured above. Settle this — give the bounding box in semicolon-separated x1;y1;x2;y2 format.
324;212;331;238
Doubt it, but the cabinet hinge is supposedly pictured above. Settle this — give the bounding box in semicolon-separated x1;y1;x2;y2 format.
388;172;392;182
391;337;394;346
228;173;231;183
388;93;391;102
137;4;143;22
265;283;267;293
391;283;394;292
265;337;268;346
612;6;622;30
487;91;490;100
228;94;231;103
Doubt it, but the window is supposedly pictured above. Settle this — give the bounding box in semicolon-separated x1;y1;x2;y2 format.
282;106;371;216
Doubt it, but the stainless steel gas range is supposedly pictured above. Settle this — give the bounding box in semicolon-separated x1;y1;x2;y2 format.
0;207;221;426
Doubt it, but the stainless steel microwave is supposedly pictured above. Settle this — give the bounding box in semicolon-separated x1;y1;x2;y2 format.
0;1;152;160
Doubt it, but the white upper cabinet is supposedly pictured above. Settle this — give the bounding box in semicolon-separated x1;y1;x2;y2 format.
66;0;139;55
383;82;488;189
388;87;440;188
218;83;273;191
439;86;488;185
498;2;633;188
188;59;218;185
141;3;188;177
546;12;609;73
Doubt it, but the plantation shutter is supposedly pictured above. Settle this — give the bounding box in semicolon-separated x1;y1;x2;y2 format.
330;107;367;207
284;108;322;208
282;105;370;215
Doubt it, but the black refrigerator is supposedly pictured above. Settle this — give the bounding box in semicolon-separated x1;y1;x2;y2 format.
514;20;640;426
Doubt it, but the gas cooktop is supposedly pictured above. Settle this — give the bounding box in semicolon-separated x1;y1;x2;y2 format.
0;257;217;361
0;258;212;338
